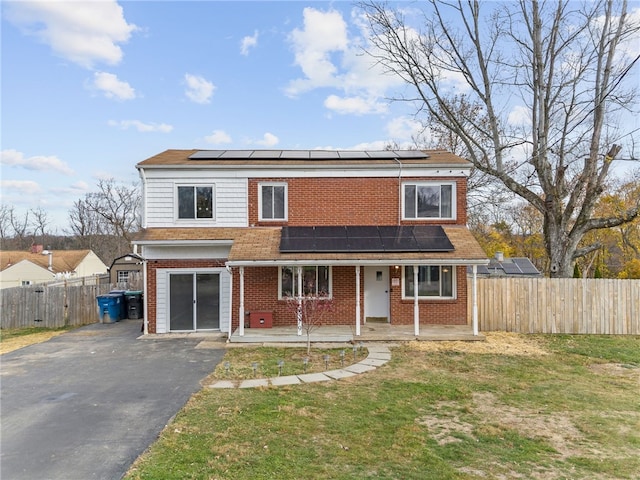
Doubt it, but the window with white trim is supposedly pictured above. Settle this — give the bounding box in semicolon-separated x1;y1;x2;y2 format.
177;185;214;219
117;270;130;283
403;266;454;299
259;183;287;221
279;265;331;298
403;182;455;219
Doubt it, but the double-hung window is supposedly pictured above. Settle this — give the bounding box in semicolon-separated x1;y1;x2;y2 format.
403;266;454;299
177;185;214;219
279;265;331;298
403;182;454;219
259;183;287;221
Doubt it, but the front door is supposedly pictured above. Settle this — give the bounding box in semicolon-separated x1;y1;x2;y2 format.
364;266;389;322
169;273;220;331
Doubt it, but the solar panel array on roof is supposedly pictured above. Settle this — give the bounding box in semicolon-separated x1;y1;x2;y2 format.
280;225;454;253
188;150;430;160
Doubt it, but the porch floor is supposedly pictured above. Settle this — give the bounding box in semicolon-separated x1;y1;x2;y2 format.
229;323;484;344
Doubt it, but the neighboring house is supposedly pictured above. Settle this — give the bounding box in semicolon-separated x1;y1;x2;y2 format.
132;149;489;337
467;253;542;277
0;246;108;289
109;253;144;286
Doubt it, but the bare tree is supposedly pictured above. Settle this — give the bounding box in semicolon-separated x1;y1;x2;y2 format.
30;206;51;246
360;0;640;276
65;179;141;261
8;206;30;250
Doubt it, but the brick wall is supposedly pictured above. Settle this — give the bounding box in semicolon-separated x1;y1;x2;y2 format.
248;177;467;226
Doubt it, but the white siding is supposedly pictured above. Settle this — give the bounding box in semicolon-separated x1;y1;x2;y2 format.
143;245;231;260
155;267;231;333
143;171;247;227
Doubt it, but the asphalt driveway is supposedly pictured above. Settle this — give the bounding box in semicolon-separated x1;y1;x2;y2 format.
0;319;225;480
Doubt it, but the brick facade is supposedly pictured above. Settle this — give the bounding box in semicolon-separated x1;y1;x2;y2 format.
248;177;467;226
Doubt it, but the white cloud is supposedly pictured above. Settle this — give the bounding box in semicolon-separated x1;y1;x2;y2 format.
205;130;233;144
108;120;173;133
184;73;215;104
240;30;258;56
5;0;137;69
1;149;75;175
93;72;136;100
285;7;404;115
256;133;279;147
508;105;531;126
286;8;349;95
51;181;91;195
386;117;425;141
1;180;43;195
324;94;388;115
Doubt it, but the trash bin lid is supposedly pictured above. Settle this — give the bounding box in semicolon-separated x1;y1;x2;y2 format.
125;290;143;295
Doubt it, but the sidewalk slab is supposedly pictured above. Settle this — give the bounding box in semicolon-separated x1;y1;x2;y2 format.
239;378;269;388
324;369;357;380
359;358;388;367
270;375;301;386
365;346;391;354
344;363;376;374
297;372;332;383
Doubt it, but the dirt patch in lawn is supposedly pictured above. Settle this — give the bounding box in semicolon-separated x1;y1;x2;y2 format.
408;331;549;356
588;362;640;379
0;331;66;355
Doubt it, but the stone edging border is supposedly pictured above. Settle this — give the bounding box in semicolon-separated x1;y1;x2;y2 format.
207;345;391;389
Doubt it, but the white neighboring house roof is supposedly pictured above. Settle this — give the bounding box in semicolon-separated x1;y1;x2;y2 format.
0;249;108;288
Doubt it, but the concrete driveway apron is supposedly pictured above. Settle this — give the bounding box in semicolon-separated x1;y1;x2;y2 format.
0;319;224;480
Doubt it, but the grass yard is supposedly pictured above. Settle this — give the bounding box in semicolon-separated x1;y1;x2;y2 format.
125;334;640;480
0;326;74;354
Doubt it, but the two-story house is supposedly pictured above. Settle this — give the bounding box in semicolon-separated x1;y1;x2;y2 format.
132;149;488;338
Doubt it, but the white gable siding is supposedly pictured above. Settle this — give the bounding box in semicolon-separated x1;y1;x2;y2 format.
143;171;247;227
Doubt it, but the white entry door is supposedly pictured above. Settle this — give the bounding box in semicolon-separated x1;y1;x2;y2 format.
364;266;389;322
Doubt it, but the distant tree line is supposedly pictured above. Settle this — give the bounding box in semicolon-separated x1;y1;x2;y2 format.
1;178;141;266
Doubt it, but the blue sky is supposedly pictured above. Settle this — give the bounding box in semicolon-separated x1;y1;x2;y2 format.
1;1;639;232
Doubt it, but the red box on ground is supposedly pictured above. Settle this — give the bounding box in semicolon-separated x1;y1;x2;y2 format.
249;311;273;328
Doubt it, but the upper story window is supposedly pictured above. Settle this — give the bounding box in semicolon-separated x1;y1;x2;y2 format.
177;185;214;219
259;183;287;221
403;182;455;220
403;265;454;299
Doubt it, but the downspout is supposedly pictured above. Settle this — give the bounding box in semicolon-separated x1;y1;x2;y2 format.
394;157;403;225
138;167;148;229
138;166;149;334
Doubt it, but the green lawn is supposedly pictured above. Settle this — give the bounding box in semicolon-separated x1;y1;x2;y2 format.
125;335;640;480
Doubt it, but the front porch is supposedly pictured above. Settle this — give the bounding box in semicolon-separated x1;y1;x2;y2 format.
229;323;484;343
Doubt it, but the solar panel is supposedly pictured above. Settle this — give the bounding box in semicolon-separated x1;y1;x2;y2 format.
279;225;454;253
513;258;541;275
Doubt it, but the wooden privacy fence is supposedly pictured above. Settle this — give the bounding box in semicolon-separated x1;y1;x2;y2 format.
470;278;640;334
2;283;123;329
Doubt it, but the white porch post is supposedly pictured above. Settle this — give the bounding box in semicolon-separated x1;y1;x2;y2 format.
355;265;361;336
413;265;420;336
297;266;303;336
142;252;148;335
472;264;479;336
238;266;245;337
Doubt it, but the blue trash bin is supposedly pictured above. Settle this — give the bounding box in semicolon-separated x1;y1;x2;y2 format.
97;294;120;323
108;290;127;320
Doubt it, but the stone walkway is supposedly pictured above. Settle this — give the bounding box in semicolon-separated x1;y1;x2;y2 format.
208;345;391;389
